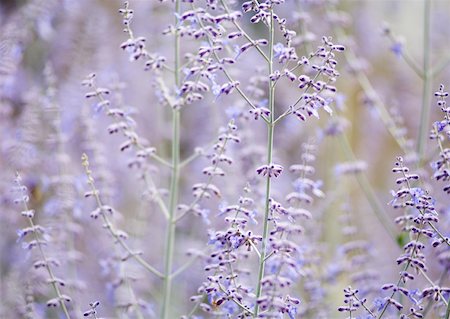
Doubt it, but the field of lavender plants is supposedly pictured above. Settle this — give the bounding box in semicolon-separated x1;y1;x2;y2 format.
0;0;449;318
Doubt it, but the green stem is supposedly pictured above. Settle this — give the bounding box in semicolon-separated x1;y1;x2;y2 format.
338;135;398;243
422;267;448;317
161;1;181;318
333;27;410;154
254;8;275;317
17;178;72;319
30;218;72;319
445;296;450;319
386;33;423;79
417;0;432;161
431;55;450;77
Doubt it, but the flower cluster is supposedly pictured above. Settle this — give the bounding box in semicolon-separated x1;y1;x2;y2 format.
178;120;240;224
289;36;344;120
338;286;375;319
119;1;166;69
193;186;258;317
430;84;450;194
83;73;160;172
13;173;73;316
255;142;323;318
342;156;450;319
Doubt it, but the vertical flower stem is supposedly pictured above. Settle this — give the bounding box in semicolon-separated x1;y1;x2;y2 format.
337;135;397;242
417;0;431;161
254;8;275;317
162;1;181;318
445;297;450;319
17;174;71;319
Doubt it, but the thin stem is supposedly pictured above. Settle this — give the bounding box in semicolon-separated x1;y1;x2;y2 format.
254;8;275;317
186;300;201;317
180;138;216;168
422;267;448;317
174;136;229;223
446;297;450;319
377;233;423;319
431;55;450;77
386;33;423;79
143;171;170;220
171;253;202;279
162;1;181;317
418;268;448;306
180;150;201;168
87;81;173;225
219;0;270;63
332;26;410;154
273;47;333;125
338;135;398;243
81;156;164;278
91;81;172;168
191;2;269;124
123;267;145;319
17;174;72;319
249;240;261;259
217;283;254;315
417;0;432;161
29;223;72;319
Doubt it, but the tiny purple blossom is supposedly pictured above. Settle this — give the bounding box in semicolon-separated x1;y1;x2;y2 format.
256;163;284;178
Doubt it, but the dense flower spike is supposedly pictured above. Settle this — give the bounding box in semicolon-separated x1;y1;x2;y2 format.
194;185;258;317
430;84;450;194
13;173;72;319
119;1;166;68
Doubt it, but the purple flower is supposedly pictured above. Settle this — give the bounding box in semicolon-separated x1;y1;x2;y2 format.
390;42;403;57
409;187;424;205
373;297;385;311
434;120;446;132
256;163;284;178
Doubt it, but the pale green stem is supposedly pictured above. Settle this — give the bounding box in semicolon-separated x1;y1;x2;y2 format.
446;298;450;319
386;33;423;79
161;1;181;317
254;8;275;317
18;184;72;319
422;267;448;317
333;26;410;154
170;253;200;279
122;261;145;319
431;55;450;77
219;0;269;63
378;232;423;319
191;2;269;124
417;0;432;161
179;138;215;168
143;171;170;220
378;163;425;318
174;137;229;223
338;135;398;243
82;157;164;278
418;268;448;306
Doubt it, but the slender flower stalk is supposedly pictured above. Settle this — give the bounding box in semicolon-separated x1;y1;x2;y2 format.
331;25;411;154
254;7;275;316
14;173;72;319
81;154;163;278
161;1;181;318
338;134;397;242
417;0;432;162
